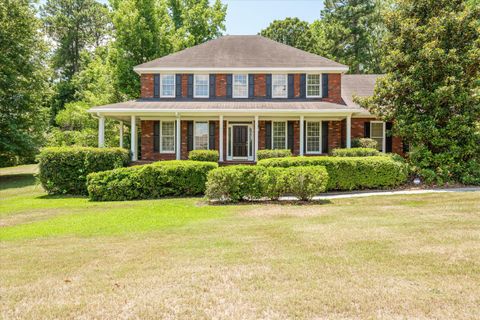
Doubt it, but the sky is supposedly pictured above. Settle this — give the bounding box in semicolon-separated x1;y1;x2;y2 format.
221;0;324;35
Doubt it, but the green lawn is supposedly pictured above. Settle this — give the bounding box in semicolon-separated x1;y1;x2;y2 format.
1;165;480;319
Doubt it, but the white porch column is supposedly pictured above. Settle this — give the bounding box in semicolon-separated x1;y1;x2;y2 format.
119;121;124;148
254;115;259;162
130;115;137;161
219;115;224;162
98;115;105;148
176;115;181;160
299;115;304;156
346;114;352;149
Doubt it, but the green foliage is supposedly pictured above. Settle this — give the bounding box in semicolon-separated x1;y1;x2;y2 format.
188;150;219;162
258;156;408;190
359;0;480;185
259;17;314;53
0;0;50;166
87;160;218;201
352;138;378;149
282;166;329;201
331;148;380;157
38;147;130;195
257;149;292;160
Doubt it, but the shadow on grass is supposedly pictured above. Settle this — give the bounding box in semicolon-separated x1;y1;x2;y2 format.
36;194;87;200
0;174;37;191
206;199;332;206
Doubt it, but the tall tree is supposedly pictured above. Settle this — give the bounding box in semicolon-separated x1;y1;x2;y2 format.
259;17;314;53
359;0;480;184
314;0;385;73
0;0;50;166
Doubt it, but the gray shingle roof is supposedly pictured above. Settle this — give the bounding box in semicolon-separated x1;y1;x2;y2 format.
341;74;381;109
134;35;348;70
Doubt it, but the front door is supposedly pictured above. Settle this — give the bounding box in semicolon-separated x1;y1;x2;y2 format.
232;125;248;158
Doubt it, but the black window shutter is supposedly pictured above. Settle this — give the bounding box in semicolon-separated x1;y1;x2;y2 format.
153;74;160;98
187;74;193;98
153;121;160;152
402;141;409;153
288;74;294;99
266;74;272;98
248;74;254;98
300;74;306;98
287;121;294;152
209;121;216;150
187;121;194;151
322;121;329;154
265;121;272;149
226;74;232;98
209;74;216;98
322;74;329;98
175;74;182;98
364;122;371;138
386;122;393;153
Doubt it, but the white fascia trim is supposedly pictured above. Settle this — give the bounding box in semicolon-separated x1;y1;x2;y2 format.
134;67;349;74
89;108;356;115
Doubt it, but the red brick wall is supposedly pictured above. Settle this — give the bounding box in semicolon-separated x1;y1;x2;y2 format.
254;74;266;97
141;120;176;161
216;74;227;97
293;74;301;98
324;73;342;104
141;74;154;98
328;121;343;150
181;74;188;97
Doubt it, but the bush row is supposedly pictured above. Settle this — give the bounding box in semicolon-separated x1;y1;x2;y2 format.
188;150;219;162
352;138;378;149
258;156;408;191
37;147;130;195
87;160;218;201
205;165;328;202
331;148;380;157
257;149;292;160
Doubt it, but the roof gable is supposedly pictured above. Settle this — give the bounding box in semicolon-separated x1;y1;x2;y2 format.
134;35;348;71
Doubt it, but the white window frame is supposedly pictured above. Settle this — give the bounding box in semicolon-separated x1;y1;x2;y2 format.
193;121;209;150
272;121;287;150
272;74;288;98
160;74;175;98
194;74;209;98
232;74;248;98
305;121;322;154
306;74;322;98
160;120;175;154
370;121;386;153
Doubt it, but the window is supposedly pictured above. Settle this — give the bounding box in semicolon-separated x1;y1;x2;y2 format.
194;74;209;98
160;74;175;97
272;121;287;149
233;74;248;98
194;122;209;150
370;121;385;152
160;121;175;153
306;121;321;153
272;74;287;98
306;74;321;97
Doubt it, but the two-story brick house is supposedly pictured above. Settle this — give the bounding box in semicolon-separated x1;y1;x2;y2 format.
89;35;404;162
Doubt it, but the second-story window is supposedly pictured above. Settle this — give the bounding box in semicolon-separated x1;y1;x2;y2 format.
306;74;322;98
233;74;248;98
272;74;287;98
160;74;175;97
194;74;209;98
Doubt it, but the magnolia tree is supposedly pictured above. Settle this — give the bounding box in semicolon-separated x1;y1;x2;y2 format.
360;0;480;184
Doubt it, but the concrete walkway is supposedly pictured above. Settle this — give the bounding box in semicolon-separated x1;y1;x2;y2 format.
280;187;480;201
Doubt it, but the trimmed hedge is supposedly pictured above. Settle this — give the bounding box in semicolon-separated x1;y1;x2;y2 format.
37;147;130;195
205;165;329;202
188;150;219;162
352;138;378;149
258;156;408;191
331;148;380;157
87;160;218;201
257;149;292;160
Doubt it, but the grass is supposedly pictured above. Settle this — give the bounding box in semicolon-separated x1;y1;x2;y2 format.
1;165;480;319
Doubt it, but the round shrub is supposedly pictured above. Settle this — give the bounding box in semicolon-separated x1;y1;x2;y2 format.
282;166;328;200
331;148;380;157
352;138;378;149
87;160;218;201
188;150;219;162
258;156;408;191
37;147;130;195
257;149;292;161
